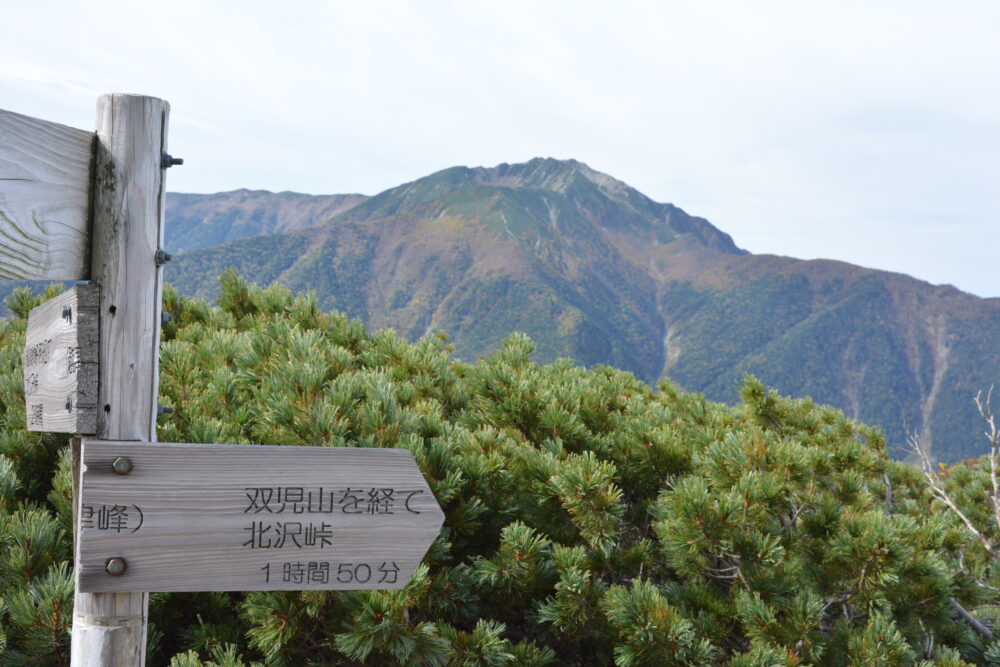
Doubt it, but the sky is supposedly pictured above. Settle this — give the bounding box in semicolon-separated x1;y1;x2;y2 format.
2;1;997;298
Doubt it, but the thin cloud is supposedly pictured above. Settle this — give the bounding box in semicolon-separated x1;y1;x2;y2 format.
0;1;996;297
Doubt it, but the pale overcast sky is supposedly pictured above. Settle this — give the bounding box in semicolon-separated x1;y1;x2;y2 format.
2;1;997;297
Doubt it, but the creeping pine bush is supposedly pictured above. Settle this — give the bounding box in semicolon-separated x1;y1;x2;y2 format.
0;273;995;665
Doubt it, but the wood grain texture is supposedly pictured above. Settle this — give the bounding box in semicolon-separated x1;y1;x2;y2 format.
24;285;99;433
77;441;445;593
89;95;167;442
72;94;169;667
0;108;94;280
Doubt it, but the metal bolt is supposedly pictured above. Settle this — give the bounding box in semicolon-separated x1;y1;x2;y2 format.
62;306;72;322
155;249;173;266
157;403;174;417
106;557;127;576
161;153;184;169
65;396;73;412
112;456;133;475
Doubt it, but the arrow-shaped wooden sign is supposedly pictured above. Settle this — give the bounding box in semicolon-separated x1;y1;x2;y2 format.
76;440;445;592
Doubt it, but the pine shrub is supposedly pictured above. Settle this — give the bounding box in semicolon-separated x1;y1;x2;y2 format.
0;275;995;665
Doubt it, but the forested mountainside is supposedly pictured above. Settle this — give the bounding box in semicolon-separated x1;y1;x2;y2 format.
162;158;1000;463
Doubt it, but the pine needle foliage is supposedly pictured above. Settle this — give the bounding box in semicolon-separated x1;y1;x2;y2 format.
0;273;997;664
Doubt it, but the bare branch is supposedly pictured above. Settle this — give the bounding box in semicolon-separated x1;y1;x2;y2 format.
908;431;999;558
910;389;1000;644
975;386;1000;535
950;597;994;642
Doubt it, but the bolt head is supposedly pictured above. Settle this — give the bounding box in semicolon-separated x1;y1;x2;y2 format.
112;457;132;475
106;557;127;576
155;248;173;266
161;153;183;169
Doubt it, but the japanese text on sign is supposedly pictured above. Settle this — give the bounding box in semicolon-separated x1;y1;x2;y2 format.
243;521;334;549
80;504;145;533
260;560;400;585
244;486;425;515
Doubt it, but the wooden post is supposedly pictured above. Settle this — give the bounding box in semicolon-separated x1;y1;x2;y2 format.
70;95;169;667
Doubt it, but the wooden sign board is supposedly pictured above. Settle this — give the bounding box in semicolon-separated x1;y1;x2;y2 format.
24;285;99;433
77;441;445;592
0;108;94;281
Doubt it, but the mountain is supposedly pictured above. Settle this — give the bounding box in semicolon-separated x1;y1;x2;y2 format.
164;158;1000;462
7;158;998;461
167;158;745;385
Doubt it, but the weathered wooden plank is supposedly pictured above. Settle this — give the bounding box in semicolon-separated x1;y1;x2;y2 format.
0;108;94;280
72;94;169;667
76;441;445;593
89;96;167;442
24;285;99;433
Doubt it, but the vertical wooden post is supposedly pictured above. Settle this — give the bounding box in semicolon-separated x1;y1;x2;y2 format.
71;95;169;666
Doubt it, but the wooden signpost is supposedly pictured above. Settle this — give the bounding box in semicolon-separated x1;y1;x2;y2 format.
2;94;445;666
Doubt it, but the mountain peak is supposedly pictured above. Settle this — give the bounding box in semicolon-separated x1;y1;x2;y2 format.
333;158;744;257
403;158;632;199
464;157;625;194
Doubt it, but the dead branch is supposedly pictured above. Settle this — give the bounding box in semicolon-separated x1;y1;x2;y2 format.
976;386;1000;534
908;430;999;558
950;597;994;642
882;471;893;515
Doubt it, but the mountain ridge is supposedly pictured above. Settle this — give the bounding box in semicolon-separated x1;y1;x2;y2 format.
4;158;995;461
166;189;367;252
162;158;1000;461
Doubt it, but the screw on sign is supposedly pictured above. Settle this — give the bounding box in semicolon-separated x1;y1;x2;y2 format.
105;558;128;577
